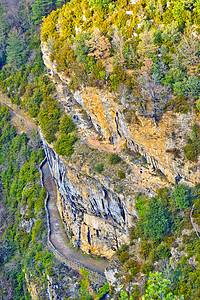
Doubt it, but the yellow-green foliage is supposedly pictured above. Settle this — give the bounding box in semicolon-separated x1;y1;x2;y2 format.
41;0;200;100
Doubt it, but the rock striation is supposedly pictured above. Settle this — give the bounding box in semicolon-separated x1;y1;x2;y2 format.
42;42;200;185
42;138;130;258
41;42;200;257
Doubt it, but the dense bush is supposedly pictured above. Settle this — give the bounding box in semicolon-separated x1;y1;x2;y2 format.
172;184;191;210
59;115;75;135
94;163;104;173
119;251;129;264
143;197;171;239
108;153;122;164
54;134;78;156
184;124;200;162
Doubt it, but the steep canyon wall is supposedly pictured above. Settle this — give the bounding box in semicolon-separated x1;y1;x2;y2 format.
42;138;132;258
41;43;200;257
42;42;200;185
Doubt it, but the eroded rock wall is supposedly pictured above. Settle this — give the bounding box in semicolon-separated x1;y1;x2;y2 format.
42;140;133;258
73;87;200;184
42;42;200;185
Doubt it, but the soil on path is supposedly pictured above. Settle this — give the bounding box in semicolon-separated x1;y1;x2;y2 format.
0;91;109;275
0;91;36;134
42;162;109;275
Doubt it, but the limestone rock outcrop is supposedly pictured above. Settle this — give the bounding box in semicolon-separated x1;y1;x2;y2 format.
42;42;200;186
41;42;200;257
42;140;130;258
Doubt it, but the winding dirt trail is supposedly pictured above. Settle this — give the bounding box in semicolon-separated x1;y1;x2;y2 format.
0;92;108;277
0;91;37;134
42;162;109;275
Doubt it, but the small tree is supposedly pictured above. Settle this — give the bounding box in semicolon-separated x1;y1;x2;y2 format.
6;31;26;69
59;115;75;135
137;76;170;120
74;31;91;63
54;134;77;156
56;0;66;8
162;21;181;44
31;0;55;25
112;27;125;67
143;197;171;239
142;272;184;300
138;29;158;56
38;96;60;143
178;29;200;67
185;76;200;97
172;184;191;210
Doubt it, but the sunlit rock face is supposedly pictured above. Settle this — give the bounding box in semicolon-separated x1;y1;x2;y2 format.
41;42;200;258
42;42;200;186
42;140;132;258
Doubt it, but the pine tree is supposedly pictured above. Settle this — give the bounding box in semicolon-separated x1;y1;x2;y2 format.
31;0;55;25
6;32;25;69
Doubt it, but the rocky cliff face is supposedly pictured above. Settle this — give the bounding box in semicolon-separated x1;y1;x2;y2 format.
25;265;81;299
41;42;200;257
42;42;200;186
41;130;169;257
42;139;130;258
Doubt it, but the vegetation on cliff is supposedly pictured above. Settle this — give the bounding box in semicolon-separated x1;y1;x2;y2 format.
0;0;78;153
41;0;200;118
0;104;53;298
0;104;88;299
0;0;200;299
112;183;200;299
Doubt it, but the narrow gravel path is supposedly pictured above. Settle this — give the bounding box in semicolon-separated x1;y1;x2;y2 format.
0;91;37;134
42;162;109;275
0;92;109;275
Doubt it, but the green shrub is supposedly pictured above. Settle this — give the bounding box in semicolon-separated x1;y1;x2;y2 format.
119;251;129;264
141;263;153;275
183;124;200;162
135;195;148;217
140;241;152;260
184;143;197;162
54;134;78;156
196;99;200;111
172;184;191;210
143;272;183;300
59;115;75;135
97;282;109;299
94;163;104;173
108;153;122;165
125;259;139;276
130;266;138;276
143;197;171;239
118;170;125;179
155;243;171;259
